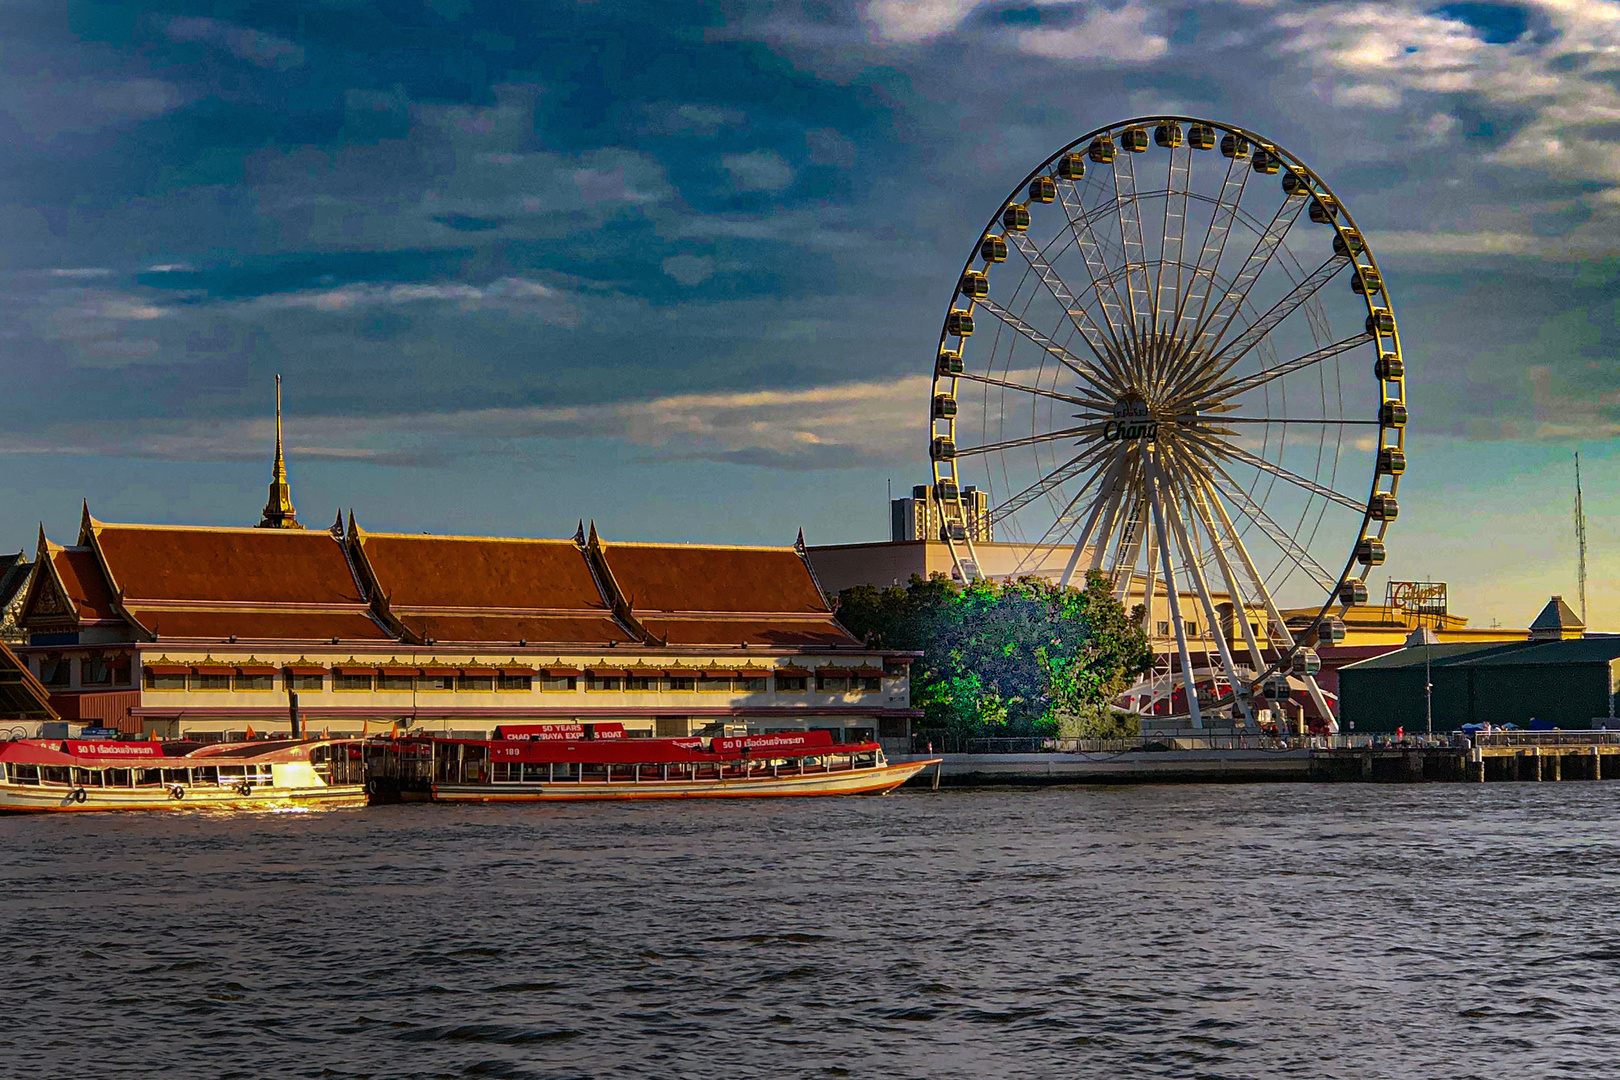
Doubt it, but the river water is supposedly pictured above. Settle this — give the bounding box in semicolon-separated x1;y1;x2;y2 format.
3;783;1619;1079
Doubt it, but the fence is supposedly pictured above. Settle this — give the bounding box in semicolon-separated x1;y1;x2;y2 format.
914;733;1319;754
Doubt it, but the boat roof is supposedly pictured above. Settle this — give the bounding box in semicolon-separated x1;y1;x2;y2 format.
0;737;355;767
386;730;876;765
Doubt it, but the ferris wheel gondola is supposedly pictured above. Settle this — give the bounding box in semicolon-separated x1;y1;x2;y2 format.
926;117;1407;731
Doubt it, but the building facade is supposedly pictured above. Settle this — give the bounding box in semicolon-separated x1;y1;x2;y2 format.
890;484;992;543
15;507;917;749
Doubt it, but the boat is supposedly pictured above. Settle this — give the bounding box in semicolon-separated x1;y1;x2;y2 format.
0;737;368;813
365;727;940;802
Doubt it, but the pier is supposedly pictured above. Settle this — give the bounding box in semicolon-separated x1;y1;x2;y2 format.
901;730;1620;786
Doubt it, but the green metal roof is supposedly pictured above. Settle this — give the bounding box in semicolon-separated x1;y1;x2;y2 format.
1458;636;1620;667
1340;641;1530;671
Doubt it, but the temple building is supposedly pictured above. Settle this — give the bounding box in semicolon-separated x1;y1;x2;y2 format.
10;385;915;747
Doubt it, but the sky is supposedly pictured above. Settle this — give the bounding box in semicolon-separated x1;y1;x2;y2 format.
0;0;1617;628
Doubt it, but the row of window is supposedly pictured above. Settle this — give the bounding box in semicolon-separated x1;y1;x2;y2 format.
143;671;885;694
36;655;132;688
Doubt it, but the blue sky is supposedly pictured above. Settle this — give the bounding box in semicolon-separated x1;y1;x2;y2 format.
1;0;1617;627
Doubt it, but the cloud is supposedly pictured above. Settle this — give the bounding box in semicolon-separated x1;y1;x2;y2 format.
721;151;796;192
863;0;984;42
251;277;577;323
165;17;305;70
48;268;113;279
1013;2;1170;61
661;254;716;286
0;377;935;471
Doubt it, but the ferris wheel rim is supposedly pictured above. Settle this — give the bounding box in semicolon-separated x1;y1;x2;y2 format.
925;115;1407;727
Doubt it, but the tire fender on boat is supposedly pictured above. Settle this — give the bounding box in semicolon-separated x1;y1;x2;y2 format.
170;785;185;800
236;782;253;797
69;787;87;804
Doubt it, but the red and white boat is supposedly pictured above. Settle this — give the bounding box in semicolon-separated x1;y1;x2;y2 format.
0;738;367;813
366;727;940;802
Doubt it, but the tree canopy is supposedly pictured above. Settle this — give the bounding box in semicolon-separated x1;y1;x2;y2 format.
835;572;1152;742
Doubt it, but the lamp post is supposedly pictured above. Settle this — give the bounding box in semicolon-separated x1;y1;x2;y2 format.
1406;623;1440;740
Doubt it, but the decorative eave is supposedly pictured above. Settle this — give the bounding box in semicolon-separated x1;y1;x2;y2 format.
580;520;649;644
17;527;79;632
79;503;149;641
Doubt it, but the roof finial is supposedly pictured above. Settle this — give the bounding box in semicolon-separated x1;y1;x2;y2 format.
257;373;304;529
573;519;586;547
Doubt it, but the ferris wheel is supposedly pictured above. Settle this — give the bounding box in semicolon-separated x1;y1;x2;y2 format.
927;117;1408;729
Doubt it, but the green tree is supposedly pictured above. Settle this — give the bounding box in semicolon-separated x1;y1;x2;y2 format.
833;571;1152;744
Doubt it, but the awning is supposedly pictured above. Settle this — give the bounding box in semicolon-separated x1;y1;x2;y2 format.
235;662;279;674
419;665;459;676
852;665;885;677
378;665;419;676
143;663;189;675
697;669;742;678
499;663;537;675
774;666;812;677
663;666;702;676
585;666;628;677
192;662;233;674
542;666;584;677
285;664;328;675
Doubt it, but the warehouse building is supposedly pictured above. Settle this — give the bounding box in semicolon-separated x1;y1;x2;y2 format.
1338;598;1619;732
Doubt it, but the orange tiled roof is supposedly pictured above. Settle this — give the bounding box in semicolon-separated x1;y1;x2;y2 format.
53;548;118;621
604;544;829;614
127;609;390;642
639;616;856;647
395;614;630;647
95;524;363;604
359;533;606;611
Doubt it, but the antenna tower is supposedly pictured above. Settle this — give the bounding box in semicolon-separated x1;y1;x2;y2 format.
1575;451;1589;626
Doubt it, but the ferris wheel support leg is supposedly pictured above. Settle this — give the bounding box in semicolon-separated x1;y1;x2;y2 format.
1162;484;1252;723
1145;449;1202;730
1059;449;1128;588
1197;474;1339;732
1182;475;1268;680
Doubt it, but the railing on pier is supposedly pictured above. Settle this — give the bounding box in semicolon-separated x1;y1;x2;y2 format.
917;734;1319;755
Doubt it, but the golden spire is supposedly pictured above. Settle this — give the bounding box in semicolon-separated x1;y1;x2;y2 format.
257;374;304;530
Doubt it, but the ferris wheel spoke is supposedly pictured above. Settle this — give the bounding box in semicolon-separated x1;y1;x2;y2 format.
1111;151;1153;333
1004;232;1129;388
1202;333;1372;402
1055;184;1133;360
1109;493;1150;599
1190;193;1308;352
955;369;1112;411
1045;449;1132;586
1155;142;1191;336
1184;254;1352;396
971;297;1115;392
954;423;1101;458
1175;153;1250;336
990;442;1115;524
1188;416;1380;426
1208;440;1366;513
1202;466;1338;592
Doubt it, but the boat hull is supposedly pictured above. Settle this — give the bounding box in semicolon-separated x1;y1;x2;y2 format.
0;782;366;813
430;758;941;802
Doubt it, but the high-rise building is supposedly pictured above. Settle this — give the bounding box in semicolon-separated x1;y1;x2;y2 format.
890;484;992;543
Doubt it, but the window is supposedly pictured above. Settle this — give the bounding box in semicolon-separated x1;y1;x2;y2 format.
775;675;807;693
883;661;908;678
654;717;689;737
458;673;495;691
626;674;659;692
736;676;767;693
378;672;415;691
1186;622;1198;637
1156;621;1170;637
108;655;132;686
586;673;622;691
667;676;695;691
695;675;732;692
81;655;112;686
498;673;532;692
41;655;70;687
193;672;230;691
146;671;187;691
420;673;455;691
234;672;274;691
857;676;882;692
817;673;850;693
289;672;325;691
538;675;576;692
335;670;373;691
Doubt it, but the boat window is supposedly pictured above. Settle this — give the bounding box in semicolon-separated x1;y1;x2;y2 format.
105;768;131;787
41;766;70;784
552;762;576;780
10;763;40;784
522;763;548;782
72;768;99;787
493;762;518;782
135;768;163;786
